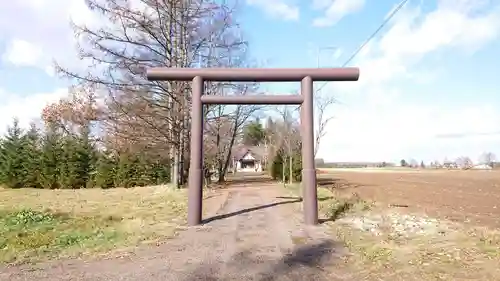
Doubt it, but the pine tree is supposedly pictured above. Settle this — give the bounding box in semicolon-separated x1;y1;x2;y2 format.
59;135;81;189
94;151;117;189
39;125;63;189
56;124;99;189
0;118;28;188
0;135;5;185
150;159;170;185
114;153;134;188
270;152;285;181
132;154;154;187
21;123;42;188
284;150;302;182
76;125;98;188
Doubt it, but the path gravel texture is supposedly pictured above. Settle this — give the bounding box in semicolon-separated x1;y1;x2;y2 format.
1;181;351;280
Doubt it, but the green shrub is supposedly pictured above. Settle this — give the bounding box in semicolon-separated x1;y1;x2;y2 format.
270;151;302;182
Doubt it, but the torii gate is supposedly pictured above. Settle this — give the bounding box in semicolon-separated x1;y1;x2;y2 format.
147;68;360;226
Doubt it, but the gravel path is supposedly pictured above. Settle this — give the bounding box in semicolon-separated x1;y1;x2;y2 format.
1;182;350;280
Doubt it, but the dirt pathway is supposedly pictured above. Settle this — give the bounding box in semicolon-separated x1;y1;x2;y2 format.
1;182;350;280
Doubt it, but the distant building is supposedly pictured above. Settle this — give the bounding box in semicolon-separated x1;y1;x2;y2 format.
472;164;492;170
230;145;267;172
443;160;457;169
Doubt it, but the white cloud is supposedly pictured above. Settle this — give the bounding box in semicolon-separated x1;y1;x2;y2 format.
0;2;91;132
321;100;500;162
0;88;68;134
312;0;365;27
317;0;500;163
350;1;500;89
2;39;43;67
246;0;299;21
0;0;97;73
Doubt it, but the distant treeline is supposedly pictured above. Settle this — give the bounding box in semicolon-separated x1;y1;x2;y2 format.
315;159;395;168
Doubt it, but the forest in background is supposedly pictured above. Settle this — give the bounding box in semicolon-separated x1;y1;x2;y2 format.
0;113;304;189
0;0;335;190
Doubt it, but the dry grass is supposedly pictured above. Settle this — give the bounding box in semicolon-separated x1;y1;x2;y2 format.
333;220;500;280
283;183;372;219
0;186;188;264
284;183;500;280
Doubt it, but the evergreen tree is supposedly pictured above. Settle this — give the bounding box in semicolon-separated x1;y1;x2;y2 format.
242;119;266;146
21;123;42;188
270;152;285;181
150;159;170;185
0;119;174;189
76;125;98;188
94;151;116;189
129;154;149;187
59;135;82;189
270;149;302;183
39;125;63;189
284;151;302;182
59;126;98;189
114;153;134;188
0;119;28;188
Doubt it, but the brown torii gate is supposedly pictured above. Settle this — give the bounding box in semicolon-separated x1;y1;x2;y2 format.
147;68;360;226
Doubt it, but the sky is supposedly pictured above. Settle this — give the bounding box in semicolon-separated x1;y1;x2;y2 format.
1;0;500;164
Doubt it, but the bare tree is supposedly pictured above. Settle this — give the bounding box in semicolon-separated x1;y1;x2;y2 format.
277;106;301;183
263;106;301;183
479;152;496;168
455;156;473;170
314;94;336;157
54;0;250;187
204;92;261;183
41;84;104;140
443;157;453;169
200;33;262;183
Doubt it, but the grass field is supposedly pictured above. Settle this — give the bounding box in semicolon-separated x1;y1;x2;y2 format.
4;169;500;279
0;186;188;264
288;169;500;280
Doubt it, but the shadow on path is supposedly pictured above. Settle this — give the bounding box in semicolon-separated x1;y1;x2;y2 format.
276;196;334;202
202;199;302;224
182;240;344;280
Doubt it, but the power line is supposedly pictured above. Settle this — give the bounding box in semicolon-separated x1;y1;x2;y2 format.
315;0;410;94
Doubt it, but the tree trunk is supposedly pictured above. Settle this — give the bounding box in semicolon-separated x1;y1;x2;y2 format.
215;121;223;183
289;155;293;184
173;148;180;187
219;116;239;183
177;0;189;188
179;113;188;186
217;156;224;183
168;1;178;188
282;156;286;182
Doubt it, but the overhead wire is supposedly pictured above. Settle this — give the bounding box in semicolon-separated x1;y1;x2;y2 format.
315;0;410;94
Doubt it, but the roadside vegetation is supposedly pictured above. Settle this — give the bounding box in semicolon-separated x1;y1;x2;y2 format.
0;187;186;264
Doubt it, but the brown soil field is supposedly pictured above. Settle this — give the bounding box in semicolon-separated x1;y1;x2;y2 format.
319;169;500;229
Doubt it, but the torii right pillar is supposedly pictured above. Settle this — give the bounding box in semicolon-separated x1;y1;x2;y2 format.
300;75;318;225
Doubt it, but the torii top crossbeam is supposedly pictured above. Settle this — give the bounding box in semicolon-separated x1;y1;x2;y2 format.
146;67;360;82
